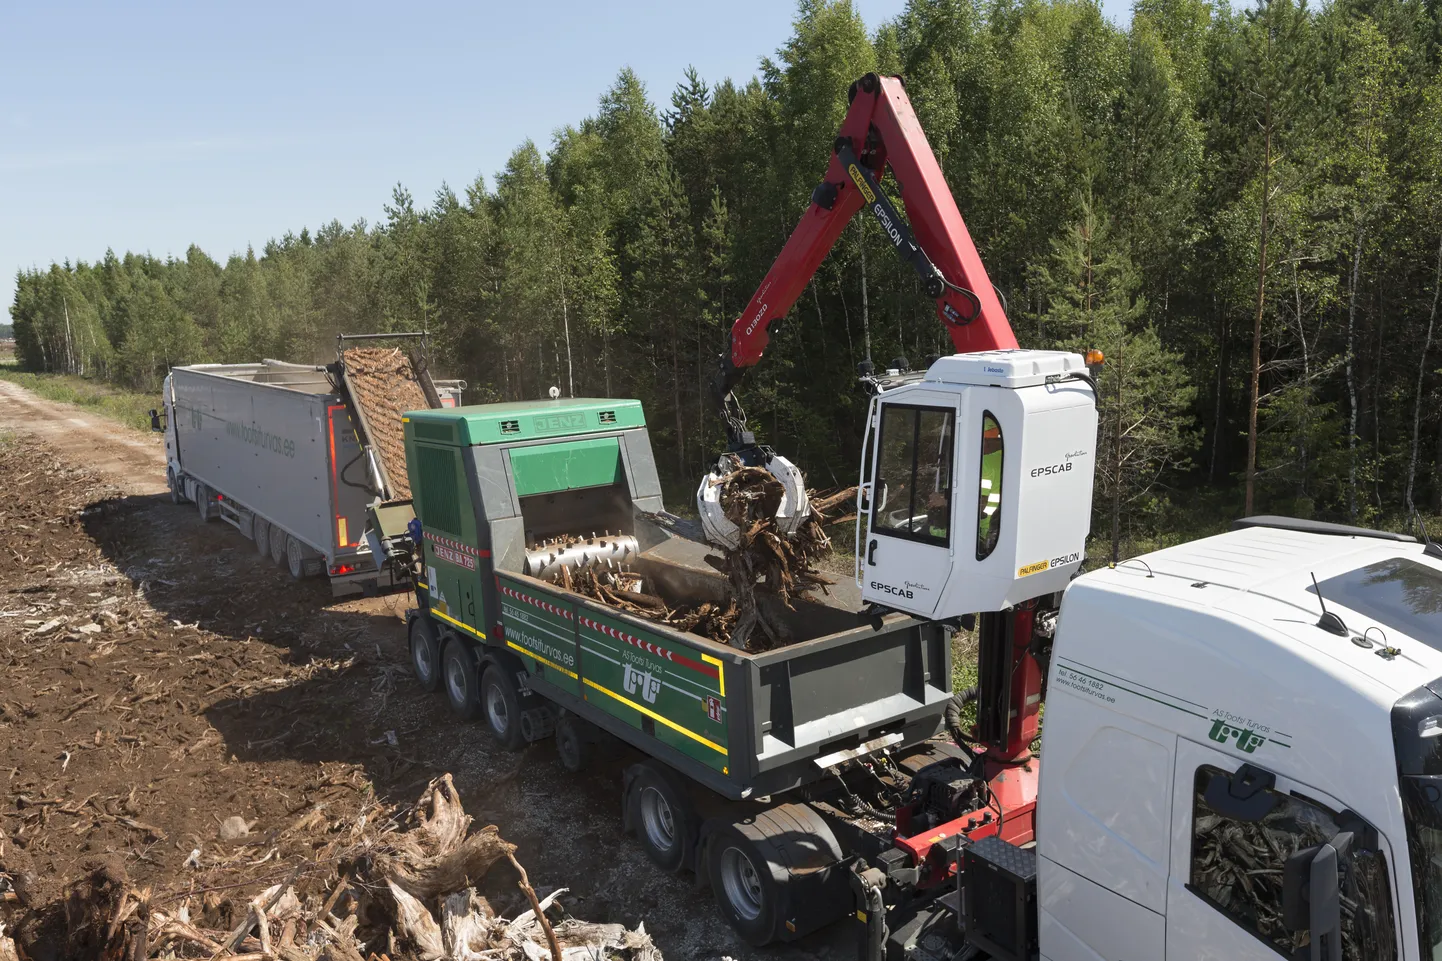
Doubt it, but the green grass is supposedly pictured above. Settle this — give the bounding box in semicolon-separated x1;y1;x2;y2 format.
0;364;158;432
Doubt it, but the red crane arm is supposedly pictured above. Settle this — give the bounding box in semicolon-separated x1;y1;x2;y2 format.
724;73;1017;385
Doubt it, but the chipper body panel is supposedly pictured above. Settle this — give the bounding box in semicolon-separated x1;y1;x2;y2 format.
402;397;953;799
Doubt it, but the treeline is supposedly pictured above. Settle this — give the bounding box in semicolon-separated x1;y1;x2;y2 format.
13;0;1442;540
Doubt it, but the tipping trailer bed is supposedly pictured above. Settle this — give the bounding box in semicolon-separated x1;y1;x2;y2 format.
161;336;463;595
493;535;953;799
162;360;388;594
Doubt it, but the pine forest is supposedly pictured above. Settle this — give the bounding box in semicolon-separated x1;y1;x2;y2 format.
13;0;1442;554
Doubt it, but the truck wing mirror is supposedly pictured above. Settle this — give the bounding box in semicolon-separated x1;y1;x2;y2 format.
1281;832;1352;961
148;409;164;433
1202;763;1278;822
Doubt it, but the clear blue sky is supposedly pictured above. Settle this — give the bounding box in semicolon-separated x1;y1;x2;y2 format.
1;0;1130;318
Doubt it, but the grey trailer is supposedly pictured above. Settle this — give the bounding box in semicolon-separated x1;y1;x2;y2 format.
159;361;393;596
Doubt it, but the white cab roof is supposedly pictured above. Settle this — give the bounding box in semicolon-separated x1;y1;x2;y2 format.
923;349;1089;389
1075;523;1442;699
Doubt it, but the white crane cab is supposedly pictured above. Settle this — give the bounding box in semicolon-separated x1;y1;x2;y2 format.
857;349;1098;619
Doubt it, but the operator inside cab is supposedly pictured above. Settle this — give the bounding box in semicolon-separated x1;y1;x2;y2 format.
976;416;1003;556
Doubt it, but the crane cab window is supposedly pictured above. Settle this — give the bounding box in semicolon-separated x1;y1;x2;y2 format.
976;412;1003;560
871;404;954;546
1187;764;1397;959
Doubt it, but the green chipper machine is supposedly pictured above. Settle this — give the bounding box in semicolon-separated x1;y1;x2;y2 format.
372;392;957;947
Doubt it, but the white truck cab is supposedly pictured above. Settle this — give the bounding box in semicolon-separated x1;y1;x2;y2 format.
1038;518;1442;960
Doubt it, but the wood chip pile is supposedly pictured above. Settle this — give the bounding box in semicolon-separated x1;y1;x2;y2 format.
341;348;430;501
0;775;659;961
557;471;856;652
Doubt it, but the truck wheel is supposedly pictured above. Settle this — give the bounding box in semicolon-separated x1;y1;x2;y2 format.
409;617;442;692
480;664;526;750
555;713;588;772
707;823;781;945
167;469;184;505
254;519;270;558
269;525;287;566
440;641;483;721
196;484;214;522
626;761;694;873
704;805;847;946
286;536;306;579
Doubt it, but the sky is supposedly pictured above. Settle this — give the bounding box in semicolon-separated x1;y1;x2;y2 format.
1;0;1131;317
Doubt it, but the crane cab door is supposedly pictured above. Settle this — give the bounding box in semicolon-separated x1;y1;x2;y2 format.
860;395;959;617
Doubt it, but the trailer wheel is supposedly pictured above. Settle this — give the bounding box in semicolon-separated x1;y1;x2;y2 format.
441;641;483;722
286;536;306;580
479;664;525;750
269;525;287;566
555;713;588;772
409;617;442;692
195;484;214;522
703;805;847;946
253;519;270;558
625;762;694;873
707;823;781;944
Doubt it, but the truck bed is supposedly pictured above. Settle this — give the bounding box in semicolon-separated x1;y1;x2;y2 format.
496;535;953;799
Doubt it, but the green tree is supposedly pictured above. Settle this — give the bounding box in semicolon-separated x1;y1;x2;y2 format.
1038;190;1195;561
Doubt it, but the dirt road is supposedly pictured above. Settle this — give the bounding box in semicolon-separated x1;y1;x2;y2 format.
0;379;168;495
0;382;843;960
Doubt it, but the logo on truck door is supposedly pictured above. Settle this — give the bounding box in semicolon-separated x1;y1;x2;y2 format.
1209;720;1265;754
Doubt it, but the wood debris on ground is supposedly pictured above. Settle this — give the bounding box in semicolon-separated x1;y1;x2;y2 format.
0;775;660;961
554;469;856;652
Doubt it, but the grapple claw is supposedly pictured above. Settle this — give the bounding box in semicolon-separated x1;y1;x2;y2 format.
697;451;810;549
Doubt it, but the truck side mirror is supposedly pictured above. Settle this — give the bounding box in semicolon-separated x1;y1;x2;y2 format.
148;409;164;433
1202;763;1278;822
1281;832;1351;961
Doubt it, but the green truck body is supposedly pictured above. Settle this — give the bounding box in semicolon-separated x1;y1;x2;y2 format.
401;397;952;799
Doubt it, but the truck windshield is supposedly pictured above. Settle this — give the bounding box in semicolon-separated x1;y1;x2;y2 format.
1312;556;1442;648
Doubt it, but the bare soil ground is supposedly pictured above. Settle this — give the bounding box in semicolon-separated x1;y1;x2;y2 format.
0;385;845;960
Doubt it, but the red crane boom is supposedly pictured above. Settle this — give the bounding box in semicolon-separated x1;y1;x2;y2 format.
715;72;1018;442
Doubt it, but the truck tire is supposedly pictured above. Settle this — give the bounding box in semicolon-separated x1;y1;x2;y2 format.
625;761;695;873
441;641;483;722
286;535;306;580
254;519;270;558
196;484;214;522
555;713;588;772
479;663;525;750
167;469;184;505
409;617;442;692
703;804;847;946
707;821;782;945
269;525;287;566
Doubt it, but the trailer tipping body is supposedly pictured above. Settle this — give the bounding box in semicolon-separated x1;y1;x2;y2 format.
159;360;392;595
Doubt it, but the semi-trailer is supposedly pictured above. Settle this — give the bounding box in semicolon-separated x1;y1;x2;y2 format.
153;348;461;597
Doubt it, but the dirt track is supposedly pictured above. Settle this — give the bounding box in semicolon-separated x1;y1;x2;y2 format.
0;382;843;960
